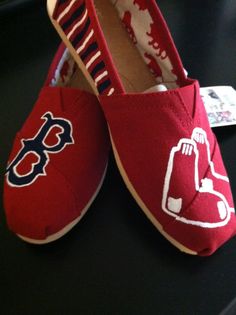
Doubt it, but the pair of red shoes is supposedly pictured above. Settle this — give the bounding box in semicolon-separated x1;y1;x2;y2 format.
4;0;236;255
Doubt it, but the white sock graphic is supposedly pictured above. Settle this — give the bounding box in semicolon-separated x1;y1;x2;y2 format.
162;128;234;228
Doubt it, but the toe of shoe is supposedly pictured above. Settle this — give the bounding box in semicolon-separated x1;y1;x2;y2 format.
3;163;79;243
164;197;236;256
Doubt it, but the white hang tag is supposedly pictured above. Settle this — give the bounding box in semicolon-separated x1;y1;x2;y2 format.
200;86;236;128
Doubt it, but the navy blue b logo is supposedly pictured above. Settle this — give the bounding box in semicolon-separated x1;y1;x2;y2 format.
6;112;74;187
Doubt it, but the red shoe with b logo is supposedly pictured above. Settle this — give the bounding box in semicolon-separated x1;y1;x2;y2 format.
4;43;110;244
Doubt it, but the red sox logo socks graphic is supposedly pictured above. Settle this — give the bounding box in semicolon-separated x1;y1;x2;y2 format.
162;127;235;228
6;112;74;187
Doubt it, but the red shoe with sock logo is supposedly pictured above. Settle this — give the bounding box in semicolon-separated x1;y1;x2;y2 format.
47;0;236;255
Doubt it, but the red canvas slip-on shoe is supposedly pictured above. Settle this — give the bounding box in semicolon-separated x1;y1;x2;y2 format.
4;42;110;244
48;0;236;255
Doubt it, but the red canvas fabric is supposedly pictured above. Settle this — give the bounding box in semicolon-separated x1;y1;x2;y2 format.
100;80;236;255
4;44;110;242
49;0;236;254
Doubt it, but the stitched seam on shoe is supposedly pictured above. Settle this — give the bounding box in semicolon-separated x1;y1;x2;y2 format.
49;161;78;212
175;92;193;126
103;89;184;100
62;93;91;115
102;92;193;127
106;100;189;127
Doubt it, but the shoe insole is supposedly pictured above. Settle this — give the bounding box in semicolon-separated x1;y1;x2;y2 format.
69;67;94;93
94;0;157;93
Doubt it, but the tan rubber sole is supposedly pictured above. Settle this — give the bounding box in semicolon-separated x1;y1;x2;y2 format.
17;163;108;244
